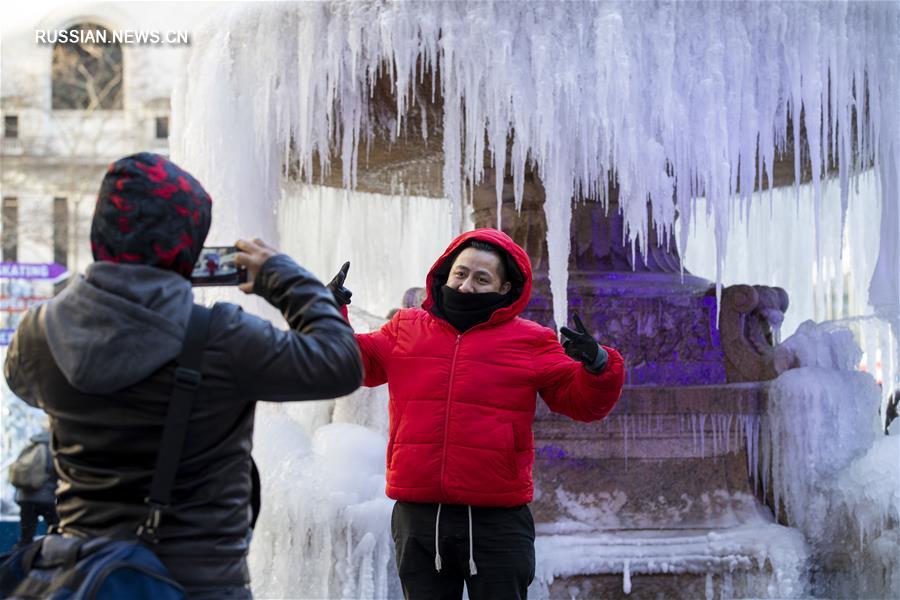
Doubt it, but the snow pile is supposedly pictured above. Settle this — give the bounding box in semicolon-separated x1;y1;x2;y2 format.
172;0;900;337
249;408;398;599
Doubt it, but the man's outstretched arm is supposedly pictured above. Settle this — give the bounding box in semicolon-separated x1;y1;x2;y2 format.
222;239;363;401
534;321;626;422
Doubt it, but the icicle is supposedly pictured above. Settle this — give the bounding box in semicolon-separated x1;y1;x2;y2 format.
711;413;718;458
622;559;632;595
442;78;463;236
699;413;707;459
543;156;574;332
177;2;899;345
722;570;733;599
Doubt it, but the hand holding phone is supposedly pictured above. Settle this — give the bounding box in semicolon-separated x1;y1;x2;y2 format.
234;238;279;294
190;246;248;287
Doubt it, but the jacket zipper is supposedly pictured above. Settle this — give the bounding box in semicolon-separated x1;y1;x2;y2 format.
439;333;462;497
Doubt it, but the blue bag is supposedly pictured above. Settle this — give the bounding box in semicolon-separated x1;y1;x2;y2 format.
0;535;185;599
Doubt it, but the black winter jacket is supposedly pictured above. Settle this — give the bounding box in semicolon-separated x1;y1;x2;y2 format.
3;254;363;592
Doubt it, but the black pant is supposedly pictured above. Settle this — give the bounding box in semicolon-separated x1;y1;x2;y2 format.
391;501;535;600
17;501;59;547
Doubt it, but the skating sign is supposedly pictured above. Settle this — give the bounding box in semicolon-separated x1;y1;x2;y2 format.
0;262;69;282
0;296;50;312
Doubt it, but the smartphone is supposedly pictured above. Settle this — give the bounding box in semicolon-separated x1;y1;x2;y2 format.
190;246;247;286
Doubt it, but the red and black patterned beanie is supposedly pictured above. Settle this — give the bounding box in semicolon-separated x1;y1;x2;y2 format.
90;153;212;278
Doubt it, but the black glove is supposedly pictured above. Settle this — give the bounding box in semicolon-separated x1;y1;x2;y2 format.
326;261;352;307
560;313;608;374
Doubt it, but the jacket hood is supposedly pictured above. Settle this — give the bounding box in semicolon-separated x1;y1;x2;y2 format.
423;228;532;326
43;262;194;394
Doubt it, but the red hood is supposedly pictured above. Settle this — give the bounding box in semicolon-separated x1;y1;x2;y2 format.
422;228;532;326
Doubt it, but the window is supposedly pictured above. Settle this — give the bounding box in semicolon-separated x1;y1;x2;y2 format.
52;23;123;110
155;116;169;139
3;115;17;139
2;197;18;262
53;197;68;267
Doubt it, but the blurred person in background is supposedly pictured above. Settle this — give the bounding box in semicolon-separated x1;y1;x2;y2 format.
7;426;58;549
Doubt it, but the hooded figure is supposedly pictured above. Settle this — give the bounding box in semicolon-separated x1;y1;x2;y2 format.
4;153;363;598
330;228;625;600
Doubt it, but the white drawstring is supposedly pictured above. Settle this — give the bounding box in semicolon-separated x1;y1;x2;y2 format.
433;503;477;575
468;505;478;576
434;503;442;572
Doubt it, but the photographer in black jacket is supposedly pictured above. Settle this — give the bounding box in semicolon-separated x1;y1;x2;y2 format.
3;153;363;598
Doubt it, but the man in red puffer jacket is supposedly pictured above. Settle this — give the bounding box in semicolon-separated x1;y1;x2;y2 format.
327;228;625;600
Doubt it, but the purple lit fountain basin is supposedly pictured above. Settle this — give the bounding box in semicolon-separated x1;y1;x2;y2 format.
524;272;727;387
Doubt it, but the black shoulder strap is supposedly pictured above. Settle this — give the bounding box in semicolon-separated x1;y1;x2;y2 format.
138;304;211;543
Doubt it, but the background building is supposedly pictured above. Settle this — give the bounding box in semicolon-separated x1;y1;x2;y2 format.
0;1;212;514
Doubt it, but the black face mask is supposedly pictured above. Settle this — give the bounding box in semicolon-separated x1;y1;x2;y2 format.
438;285;511;333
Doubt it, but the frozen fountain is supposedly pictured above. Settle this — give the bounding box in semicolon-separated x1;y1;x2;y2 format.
167;2;899;598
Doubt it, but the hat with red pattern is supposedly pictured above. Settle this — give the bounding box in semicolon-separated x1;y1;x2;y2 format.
90;153;212;278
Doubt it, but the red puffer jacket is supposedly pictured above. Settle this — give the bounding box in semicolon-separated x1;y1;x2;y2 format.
356;229;625;507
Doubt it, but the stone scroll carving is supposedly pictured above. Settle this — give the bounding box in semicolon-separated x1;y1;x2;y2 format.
720;284;793;383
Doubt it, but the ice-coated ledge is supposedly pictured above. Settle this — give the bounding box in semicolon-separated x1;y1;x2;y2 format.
532;520;808;598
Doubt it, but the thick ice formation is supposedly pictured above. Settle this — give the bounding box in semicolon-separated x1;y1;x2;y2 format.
682;175;881;340
833;435;900;597
530;522;809;599
277;183;452;318
760;321;898;597
247;307;395;598
682;175;898;421
762;367;880;538
249;407;398;599
171;1;900;336
778;320;863;372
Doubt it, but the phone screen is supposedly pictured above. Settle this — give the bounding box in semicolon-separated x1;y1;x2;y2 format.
190;246;247;286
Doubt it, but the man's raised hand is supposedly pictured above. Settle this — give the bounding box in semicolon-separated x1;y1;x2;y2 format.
327;261;353;307
559;312;609;374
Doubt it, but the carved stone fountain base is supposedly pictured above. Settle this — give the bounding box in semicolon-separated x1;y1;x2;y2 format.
529;384;807;598
524;272;727;386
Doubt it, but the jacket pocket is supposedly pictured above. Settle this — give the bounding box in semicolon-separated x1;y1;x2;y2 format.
503;422;518;481
386;403;405;471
